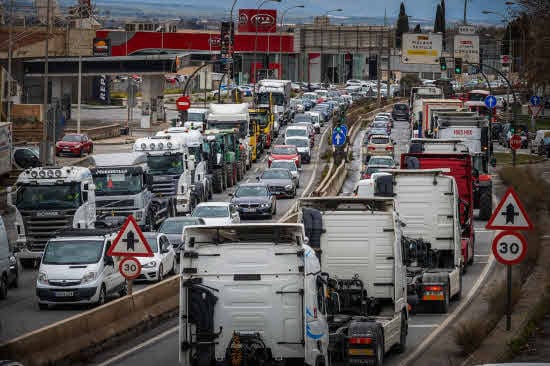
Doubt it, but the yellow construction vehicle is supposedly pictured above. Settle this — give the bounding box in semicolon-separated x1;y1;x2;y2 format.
248;109;264;162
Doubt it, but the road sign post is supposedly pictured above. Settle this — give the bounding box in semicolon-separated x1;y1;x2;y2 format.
529;95;542;132
486;188;533;331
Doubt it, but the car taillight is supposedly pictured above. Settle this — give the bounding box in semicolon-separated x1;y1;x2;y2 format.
362;174;371;179
349;337;373;345
385;146;393;151
424;285;443;292
368;146;376;151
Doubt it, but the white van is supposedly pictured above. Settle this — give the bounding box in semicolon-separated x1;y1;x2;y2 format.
285;125;310;140
531;129;550;155
353;173;392;198
36;228;127;309
0;215;18;299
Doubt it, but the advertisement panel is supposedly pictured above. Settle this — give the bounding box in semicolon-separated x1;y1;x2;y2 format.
93;38;110;56
238;9;277;33
401;33;442;64
454;35;479;64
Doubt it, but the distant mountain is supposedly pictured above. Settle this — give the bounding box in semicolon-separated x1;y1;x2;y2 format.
58;0;509;24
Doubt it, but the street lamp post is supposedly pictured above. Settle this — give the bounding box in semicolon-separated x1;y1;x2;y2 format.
254;0;282;83
228;0;238;100
279;5;304;80
320;8;343;84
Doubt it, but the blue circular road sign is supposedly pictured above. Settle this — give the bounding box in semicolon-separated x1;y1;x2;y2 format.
485;95;497;108
332;130;346;146
530;95;541;106
338;124;348;136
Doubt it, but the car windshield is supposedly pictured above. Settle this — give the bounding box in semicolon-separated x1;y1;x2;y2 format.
42;240;104;265
286;138;309;147
235;186;268;197
294;114;311;123
147;154;184;175
62;135;82;142
394;104;408;111
16;183;82;210
94;173;143;196
366;167;381;175
192;206;229;218
370;137;389;144
262;170;289;179
142;235;160;252
370;129;388;135
271;161;296;171
272;146;296;155
369;157;394;166
372;122;387;129
159;219;201;234
286;129;308;137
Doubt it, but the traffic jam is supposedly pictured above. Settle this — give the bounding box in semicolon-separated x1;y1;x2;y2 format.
0;81;535;366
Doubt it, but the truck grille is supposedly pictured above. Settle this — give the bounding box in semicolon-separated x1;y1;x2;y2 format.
96;199;135;208
151;175;178;196
20;209;77;252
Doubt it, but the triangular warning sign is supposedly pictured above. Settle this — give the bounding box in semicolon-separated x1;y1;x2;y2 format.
486;187;534;230
107;215;154;257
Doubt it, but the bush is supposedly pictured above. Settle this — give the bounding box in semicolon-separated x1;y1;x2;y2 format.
454;318;490;355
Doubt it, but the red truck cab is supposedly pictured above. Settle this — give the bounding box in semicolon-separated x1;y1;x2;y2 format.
401;152;475;269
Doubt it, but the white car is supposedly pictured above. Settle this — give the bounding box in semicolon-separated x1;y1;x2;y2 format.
191;202;240;226
137;232;177;282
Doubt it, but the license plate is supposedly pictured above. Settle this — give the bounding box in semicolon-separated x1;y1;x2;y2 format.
63;148;70;151
349;348;375;356
55;291;74;297
243;208;256;213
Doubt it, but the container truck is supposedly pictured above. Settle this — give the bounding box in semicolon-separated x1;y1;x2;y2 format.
179;223;329;366
255;79;292;126
416;99;464;138
8;166;96;268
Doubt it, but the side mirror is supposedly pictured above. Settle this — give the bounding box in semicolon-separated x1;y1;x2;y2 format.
228;192;234;197
104;256;114;266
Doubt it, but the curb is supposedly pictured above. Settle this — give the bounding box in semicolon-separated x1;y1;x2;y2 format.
94;139;136;146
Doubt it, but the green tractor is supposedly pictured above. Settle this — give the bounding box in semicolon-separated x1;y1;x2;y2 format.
203;129;244;193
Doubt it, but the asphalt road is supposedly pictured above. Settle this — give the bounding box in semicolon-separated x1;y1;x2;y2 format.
0;120;329;343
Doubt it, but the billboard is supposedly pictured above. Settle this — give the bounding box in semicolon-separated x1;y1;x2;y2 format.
454;35;479;64
93;38;110;56
238;9;277;33
401;33;442;64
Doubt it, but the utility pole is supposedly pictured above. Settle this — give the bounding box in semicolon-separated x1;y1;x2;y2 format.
7;0;14;123
377;31;381;106
41;0;52;165
463;0;468;25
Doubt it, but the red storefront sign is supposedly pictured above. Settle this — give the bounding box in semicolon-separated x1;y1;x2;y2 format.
238;9;277;33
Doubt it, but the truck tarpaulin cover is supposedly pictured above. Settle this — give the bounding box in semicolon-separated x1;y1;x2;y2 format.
238;9;277;33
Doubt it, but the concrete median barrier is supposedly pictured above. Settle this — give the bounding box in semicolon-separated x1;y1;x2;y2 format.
0;276;179;366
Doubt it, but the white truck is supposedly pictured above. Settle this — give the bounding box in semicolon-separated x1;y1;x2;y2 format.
0;122;12;178
134;133;210;216
8;166;96;268
409;87;443;138
417;99;464;138
89;152;170;231
255;79;292;126
206;103;252;170
434;112;488;154
375;170;462;313
300;197;408;365
184;108;209;131
179;223;329;366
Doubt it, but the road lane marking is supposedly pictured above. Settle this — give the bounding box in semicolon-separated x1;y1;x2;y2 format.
408;324;439;328
95;326;178;366
474;254;489;257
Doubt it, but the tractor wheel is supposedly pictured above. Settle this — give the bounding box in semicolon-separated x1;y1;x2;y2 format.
478;189;492;221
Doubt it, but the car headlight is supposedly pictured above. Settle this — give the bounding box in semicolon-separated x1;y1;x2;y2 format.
81;271;96;284
285;184;293;190
142;260;157;268
38;271;48;285
260;203;270;208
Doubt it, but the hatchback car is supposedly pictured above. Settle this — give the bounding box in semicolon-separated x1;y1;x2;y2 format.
56;134;93;157
367;156;397;169
191;202;240;225
270;160;300;187
364;135;394;162
269;145;301;168
13;146;41;170
257;168;296;198
230;183;276;218
137;232;176;282
158;217;205;261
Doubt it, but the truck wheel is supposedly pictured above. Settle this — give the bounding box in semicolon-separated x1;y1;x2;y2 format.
145;211;154;231
0;275;8;300
395;312;408;353
439;284;450;314
453;273;463;301
374;327;384;366
478;189;492;221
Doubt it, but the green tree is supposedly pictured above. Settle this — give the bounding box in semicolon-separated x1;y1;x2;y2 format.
413;24;422;33
395;2;410;48
434;4;442;33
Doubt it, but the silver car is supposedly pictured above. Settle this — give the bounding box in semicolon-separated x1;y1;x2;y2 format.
157;217;205;261
257;168;296;198
270;160;300;188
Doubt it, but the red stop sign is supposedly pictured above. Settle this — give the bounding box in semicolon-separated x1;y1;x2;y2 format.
176;96;191;111
510;134;522;150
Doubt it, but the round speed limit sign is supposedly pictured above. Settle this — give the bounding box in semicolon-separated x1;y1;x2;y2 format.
119;257;142;280
492;231;528;265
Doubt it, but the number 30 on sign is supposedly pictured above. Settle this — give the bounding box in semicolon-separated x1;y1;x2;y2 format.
492;231;528;265
119;257;142;280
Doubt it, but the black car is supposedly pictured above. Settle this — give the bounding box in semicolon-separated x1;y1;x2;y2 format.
392;103;410;121
157;217;205;261
230;183;276;218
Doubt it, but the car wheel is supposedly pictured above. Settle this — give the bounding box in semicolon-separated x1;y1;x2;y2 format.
157;265;164;282
169;259;176;275
10;270;19;289
89;145;94;154
0;275;8;300
38;302;49;310
96;285;106;306
119;281;128;297
79;148;83;157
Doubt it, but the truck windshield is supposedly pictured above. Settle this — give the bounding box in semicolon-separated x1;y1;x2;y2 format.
207;121;248;139
187;112;205;122
42;240;104;265
147;154;184;175
16;183;82;210
250;113;269;128
472;155;488;174
257;92;285;106
94;173;143;196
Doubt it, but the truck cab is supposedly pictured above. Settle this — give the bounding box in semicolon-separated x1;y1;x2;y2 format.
89;152;168;231
134;133;210;215
9;166;96;267
179;223;328;366
184;108;208;131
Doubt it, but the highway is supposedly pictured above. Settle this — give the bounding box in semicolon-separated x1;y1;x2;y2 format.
0;120;329;343
83;111;495;366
